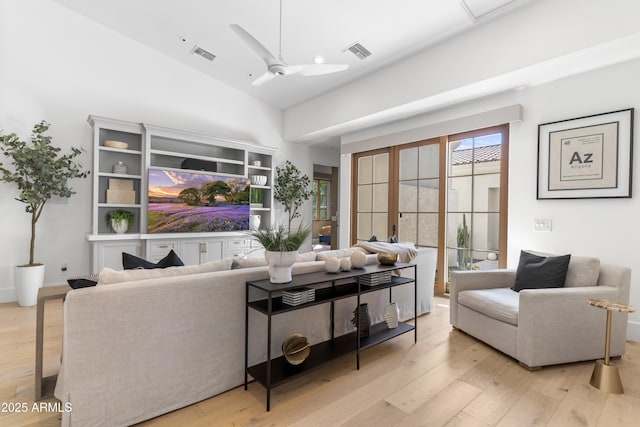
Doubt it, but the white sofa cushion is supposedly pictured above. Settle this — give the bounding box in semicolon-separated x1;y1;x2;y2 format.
98;257;233;285
458;288;519;326
565;256;600;287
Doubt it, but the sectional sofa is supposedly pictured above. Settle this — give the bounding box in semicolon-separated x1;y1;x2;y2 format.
54;247;436;426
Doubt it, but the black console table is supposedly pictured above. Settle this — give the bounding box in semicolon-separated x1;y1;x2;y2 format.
245;262;417;410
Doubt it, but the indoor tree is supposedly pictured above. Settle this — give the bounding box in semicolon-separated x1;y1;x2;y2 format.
273;160;313;232
0;121;90;265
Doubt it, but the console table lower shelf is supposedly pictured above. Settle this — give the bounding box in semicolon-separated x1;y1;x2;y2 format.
247;321;414;389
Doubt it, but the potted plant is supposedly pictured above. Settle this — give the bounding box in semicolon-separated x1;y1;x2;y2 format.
106;210;134;234
0;121;89;306
251;161;313;283
252;224;310;283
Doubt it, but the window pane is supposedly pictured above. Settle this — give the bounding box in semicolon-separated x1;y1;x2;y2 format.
358;156;373;184
373;153;389;183
473;173;500;212
399;147;418;180
472;213;499;252
398;180;417;212
448;176;472;212
417;213;438;247
418;179;439;212
419;144;439;179
372;213;388;240
357;213;372;241
399;213;417;243
358;184;372;212
372;183;388;212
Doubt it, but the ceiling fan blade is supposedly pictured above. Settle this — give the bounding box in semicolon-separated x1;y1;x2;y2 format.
297;64;349;76
230;24;279;66
251;72;277;87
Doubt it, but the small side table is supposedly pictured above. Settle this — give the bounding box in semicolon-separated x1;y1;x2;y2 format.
35;284;71;401
587;298;635;394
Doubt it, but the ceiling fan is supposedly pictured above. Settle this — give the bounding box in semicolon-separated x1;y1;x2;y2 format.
230;0;349;87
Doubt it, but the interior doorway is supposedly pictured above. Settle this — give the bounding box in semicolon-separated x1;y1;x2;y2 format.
312;164;338;251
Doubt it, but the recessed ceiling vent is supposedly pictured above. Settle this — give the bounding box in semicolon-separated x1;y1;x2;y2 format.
344;42;371;60
191;45;216;62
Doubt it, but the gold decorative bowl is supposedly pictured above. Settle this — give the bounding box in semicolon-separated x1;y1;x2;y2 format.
281;333;310;365
377;252;398;265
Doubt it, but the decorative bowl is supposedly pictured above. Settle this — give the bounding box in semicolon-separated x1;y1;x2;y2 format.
251;175;267;186
251;160;262;167
377;252;398;265
103;140;129;149
282;333;310;365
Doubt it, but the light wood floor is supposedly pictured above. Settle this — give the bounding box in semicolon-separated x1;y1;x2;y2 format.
1;296;639;426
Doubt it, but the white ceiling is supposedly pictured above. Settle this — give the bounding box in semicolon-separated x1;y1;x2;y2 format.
52;0;535;110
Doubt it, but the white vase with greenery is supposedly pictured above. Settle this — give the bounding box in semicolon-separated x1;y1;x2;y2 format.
252;224;310;283
0;121;89;306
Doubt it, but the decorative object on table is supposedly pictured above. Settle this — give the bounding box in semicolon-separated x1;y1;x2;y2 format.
106;210;134;234
281;333;310;365
251;175;267;186
377;252;398;265
282;287;315;306
324;256;341;273
351;303;371;338
103;140;128;149
106;178;135;204
249;214;261;230
350;250;367;269
339;257;352;271
360;271;393;287
487;252;498;261
112;161;128;174
384;302;400;329
537;108;633;199
587;298;636;394
0;120;89;306
251;224;311;283
252;160;262;167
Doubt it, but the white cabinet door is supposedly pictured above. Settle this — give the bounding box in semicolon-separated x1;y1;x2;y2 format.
179;238;225;264
93;241;143;273
147;240;179;263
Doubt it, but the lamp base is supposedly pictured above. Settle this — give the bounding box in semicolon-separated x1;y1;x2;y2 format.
590;360;624;394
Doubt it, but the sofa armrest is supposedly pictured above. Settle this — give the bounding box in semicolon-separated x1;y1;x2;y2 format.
449;269;516;327
518;285;628;366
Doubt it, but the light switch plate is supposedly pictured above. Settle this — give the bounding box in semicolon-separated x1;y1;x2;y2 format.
534;219;552;232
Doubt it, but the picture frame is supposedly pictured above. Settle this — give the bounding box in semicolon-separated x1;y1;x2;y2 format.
537;108;634;199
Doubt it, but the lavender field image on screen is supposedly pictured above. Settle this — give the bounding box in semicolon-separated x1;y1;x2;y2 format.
148;169;250;233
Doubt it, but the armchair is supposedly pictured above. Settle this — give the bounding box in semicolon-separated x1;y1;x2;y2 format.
449;258;631;368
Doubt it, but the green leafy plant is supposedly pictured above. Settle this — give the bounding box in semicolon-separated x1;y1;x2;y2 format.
274;160;312;232
0;121;89;266
456;214;471;270
251;223;311;252
105;210;134;230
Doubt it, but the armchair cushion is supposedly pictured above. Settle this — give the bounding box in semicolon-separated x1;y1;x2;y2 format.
458;288;519;325
511;251;571;292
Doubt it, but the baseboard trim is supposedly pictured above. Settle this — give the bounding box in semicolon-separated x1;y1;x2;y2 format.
627;320;640;342
0;287;17;304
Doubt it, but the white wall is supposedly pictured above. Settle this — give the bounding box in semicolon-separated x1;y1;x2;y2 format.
0;0;309;302
339;58;640;340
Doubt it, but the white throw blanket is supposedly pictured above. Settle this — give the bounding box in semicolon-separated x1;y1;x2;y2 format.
354;241;418;263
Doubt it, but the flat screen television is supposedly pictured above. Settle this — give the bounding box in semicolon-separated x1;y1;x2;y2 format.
148;168;250;233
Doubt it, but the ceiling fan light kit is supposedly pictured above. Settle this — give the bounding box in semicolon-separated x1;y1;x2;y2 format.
230;0;349;87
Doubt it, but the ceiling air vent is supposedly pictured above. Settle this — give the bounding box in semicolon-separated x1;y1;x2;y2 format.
191;45;216;62
344;42;371;60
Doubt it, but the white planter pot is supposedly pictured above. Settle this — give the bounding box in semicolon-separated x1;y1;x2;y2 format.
264;250;298;283
14;264;45;306
111;218;129;234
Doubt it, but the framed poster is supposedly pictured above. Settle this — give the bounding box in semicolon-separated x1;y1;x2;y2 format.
537;108;634;199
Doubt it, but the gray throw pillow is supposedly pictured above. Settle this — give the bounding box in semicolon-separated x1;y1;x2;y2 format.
511;250;571;292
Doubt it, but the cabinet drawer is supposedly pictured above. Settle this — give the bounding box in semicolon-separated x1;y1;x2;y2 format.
228;238;251;249
149;241;178;257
